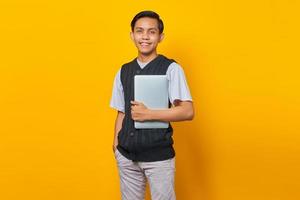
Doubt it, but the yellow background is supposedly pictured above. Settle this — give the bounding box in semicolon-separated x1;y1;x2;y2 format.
1;0;299;199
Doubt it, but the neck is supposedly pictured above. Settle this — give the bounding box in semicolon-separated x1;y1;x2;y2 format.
137;51;158;63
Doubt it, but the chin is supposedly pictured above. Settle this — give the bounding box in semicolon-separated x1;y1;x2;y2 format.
139;50;154;56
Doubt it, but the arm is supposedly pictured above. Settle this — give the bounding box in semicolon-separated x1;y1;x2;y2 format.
113;111;125;152
131;100;194;122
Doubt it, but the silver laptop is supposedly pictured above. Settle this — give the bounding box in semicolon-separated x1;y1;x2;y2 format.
134;75;169;129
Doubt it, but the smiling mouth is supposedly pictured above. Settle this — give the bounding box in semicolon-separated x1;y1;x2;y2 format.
139;42;151;47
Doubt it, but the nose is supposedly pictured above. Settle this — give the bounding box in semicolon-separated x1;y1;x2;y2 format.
142;32;149;40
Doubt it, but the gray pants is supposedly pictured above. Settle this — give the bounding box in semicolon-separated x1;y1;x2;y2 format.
114;149;176;200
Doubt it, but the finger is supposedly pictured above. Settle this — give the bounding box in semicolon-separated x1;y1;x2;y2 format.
131;101;140;105
131;114;136;120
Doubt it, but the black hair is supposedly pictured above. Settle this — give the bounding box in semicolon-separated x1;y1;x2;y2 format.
131;10;164;34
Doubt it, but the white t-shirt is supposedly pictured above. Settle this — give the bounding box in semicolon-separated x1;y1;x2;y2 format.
110;59;193;113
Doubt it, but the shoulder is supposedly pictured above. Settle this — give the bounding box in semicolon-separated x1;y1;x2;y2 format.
167;62;185;74
119;58;137;82
121;58;137;69
159;54;177;64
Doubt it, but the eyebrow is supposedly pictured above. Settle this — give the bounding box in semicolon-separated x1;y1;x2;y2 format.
135;27;158;31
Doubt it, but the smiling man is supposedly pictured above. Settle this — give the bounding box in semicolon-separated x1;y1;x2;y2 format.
110;10;194;200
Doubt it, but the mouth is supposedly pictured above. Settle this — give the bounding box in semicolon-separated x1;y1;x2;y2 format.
139;42;151;47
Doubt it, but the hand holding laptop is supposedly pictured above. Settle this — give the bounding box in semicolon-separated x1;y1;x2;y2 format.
131;100;149;122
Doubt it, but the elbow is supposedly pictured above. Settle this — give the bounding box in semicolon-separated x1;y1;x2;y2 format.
186;109;194;121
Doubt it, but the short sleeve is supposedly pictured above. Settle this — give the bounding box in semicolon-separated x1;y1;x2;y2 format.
109;69;125;113
167;62;193;105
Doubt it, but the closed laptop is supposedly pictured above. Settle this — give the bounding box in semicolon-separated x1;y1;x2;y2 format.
134;75;169;129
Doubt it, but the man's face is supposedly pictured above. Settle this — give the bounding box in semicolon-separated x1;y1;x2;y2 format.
130;17;164;56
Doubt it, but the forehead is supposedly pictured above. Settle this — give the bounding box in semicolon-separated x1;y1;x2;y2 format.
134;17;159;29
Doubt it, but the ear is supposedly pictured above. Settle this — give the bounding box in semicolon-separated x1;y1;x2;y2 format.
159;33;164;43
130;32;134;41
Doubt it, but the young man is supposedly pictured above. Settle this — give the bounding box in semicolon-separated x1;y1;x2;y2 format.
110;10;194;200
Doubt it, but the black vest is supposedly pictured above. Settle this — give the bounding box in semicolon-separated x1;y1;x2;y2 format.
116;54;176;162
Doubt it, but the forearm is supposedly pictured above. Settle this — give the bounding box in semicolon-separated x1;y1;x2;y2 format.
147;101;194;122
